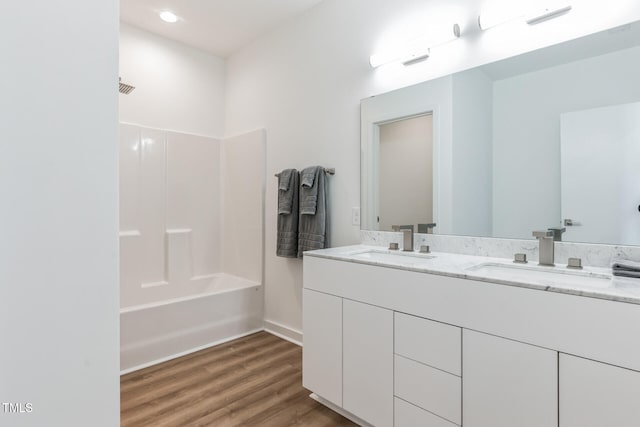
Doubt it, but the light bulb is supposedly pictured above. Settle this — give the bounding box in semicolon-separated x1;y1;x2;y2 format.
159;11;178;23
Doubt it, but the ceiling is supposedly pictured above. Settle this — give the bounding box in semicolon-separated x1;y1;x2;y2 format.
120;0;324;58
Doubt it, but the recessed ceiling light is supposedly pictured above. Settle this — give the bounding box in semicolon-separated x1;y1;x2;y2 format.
159;10;178;23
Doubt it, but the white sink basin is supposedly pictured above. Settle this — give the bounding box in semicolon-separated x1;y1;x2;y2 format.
350;250;436;267
466;262;611;288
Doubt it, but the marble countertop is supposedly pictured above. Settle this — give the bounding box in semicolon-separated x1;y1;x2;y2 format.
305;245;640;305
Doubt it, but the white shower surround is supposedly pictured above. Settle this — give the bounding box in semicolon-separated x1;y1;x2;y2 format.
119;124;266;372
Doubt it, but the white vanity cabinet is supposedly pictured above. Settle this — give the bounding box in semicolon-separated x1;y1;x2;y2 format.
559;354;640;427
303;254;640;427
463;330;558;427
302;289;343;406
343;299;394;427
302;288;394;427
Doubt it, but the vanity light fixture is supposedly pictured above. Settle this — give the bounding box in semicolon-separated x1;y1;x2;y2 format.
401;48;431;67
159;10;179;23
526;4;572;25
369;23;461;68
478;3;572;30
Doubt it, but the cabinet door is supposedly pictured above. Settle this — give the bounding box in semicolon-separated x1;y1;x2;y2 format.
560;354;640;427
302;289;342;406
463;330;558;427
343;299;393;427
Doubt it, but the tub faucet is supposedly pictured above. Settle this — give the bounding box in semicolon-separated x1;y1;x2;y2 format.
532;230;555;266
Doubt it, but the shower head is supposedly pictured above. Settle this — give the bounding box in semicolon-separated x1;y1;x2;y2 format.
119;77;135;95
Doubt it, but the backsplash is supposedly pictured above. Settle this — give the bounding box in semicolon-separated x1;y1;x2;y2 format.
360;231;640;268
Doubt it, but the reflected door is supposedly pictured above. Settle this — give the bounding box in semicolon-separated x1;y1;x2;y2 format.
560;102;640;244
378;114;433;231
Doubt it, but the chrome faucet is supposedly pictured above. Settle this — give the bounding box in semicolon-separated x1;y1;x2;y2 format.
399;225;413;252
532;230;555;266
418;223;437;234
548;227;567;242
393;225;414;252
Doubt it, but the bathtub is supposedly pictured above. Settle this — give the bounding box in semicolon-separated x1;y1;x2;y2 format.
120;273;263;373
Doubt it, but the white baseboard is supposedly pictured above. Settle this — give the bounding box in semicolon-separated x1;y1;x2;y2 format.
120;328;264;375
309;393;373;427
264;319;303;346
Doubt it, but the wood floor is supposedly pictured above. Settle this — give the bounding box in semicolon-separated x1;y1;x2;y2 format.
121;331;357;427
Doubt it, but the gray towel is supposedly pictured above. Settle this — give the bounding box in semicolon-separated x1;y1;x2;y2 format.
613;270;640;279
612;258;640;271
277;170;299;258
300;166;321;215
278;169;295;215
612;258;640;278
298;167;327;258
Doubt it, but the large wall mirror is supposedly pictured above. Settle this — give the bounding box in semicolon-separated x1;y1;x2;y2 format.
361;20;640;245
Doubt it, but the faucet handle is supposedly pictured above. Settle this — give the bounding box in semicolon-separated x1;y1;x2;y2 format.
513;253;528;264
532;230;554;238
567;257;583;269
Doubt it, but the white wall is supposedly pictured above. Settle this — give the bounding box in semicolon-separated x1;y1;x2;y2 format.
452;68;493;237
224;0;640;337
119;23;226;138
0;1;119;426
492;45;640;239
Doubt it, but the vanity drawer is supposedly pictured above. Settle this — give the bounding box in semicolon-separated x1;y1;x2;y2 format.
395;355;461;425
395;312;461;376
395;398;459;427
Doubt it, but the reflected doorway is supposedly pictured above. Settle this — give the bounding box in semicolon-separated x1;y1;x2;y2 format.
377;114;434;231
